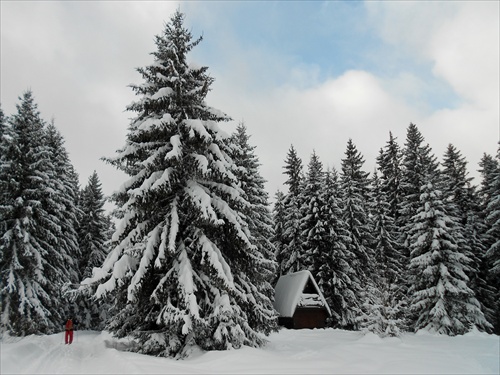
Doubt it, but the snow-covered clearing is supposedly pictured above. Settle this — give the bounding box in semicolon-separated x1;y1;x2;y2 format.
1;328;498;374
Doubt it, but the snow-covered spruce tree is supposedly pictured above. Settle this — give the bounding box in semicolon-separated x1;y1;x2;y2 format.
340;139;374;283
462;193;498;333
228;123;277;327
272;190;286;284
300;151;327;275
399;124;438;255
278;145;306;275
78;171;110;280
81;11;277;357
44;122;82;320
0;105;9;290
440;144;495;332
73;171;111;330
317;168;358;329
407;176;491;335
340;139;375;330
0;91;76;335
0;106;8;227
359;171;406;336
377;132;403;223
440;144;473;223
483;145;500;333
376;133;405;270
0;105;8;152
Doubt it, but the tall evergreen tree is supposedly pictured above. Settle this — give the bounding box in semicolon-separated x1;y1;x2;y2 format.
360;171;406;336
44;122;82;321
440;144;495;331
283;145;303;198
44;122;81;277
377;132;403;222
0;106;8;238
228;122;277;316
407;177;491;335
300;151;327;275
478;152;500;332
399;124;438;254
78;171;109;280
0;105;7;148
72;171;110;330
478;153;498;209
340;139;374;282
278;145;305;275
317;168;358;329
441;144;472;221
81;11;277;357
340;139;374;330
272;190;286;283
484;145;500;333
0;92;74;335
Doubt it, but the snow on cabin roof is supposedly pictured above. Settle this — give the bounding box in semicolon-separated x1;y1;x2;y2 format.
273;270;331;318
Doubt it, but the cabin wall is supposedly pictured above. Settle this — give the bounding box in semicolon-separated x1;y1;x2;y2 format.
293;307;328;329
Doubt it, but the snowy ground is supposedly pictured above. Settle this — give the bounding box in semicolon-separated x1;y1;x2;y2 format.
1;328;498;374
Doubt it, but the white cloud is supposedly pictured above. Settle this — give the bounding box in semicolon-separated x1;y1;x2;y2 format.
1;1;179;196
205;1;498;194
428;2;499;108
1;0;497;202
363;1;499;176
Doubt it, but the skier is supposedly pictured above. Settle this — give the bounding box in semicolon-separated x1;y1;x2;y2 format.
63;317;77;344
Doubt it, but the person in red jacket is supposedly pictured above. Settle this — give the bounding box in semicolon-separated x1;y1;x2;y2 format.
63;317;77;344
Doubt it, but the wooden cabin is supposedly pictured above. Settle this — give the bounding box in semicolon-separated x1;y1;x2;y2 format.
273;270;331;329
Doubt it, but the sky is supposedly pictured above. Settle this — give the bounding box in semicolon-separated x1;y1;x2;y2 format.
1;1;499;204
2;328;499;374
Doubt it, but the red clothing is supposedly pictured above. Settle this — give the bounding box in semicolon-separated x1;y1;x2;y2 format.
65;319;74;344
65;329;73;344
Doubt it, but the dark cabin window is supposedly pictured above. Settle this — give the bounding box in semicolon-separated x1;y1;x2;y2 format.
303;279;316;294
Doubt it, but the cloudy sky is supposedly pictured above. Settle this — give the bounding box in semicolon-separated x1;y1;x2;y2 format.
1;1;499;204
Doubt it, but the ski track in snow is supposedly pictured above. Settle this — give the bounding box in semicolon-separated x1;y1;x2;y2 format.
1;329;498;374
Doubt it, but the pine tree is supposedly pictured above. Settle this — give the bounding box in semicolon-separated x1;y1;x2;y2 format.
43;122;82;321
407;177;491;335
81;11;277;357
483;145;500;333
300;151;327;275
317;168;358;329
0;91;74;335
272;190;286;283
440;144;494;332
0;105;8;149
399;124;438;254
377;132;403;222
340;139;374;282
340;139;374;330
228;123;277;328
0;106;8;238
360;171;406;336
441;144;472;221
78;171;109;280
278;145;306;275
283;145;303;198
72;171;111;330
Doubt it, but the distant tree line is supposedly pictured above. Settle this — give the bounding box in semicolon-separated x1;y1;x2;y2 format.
273;126;499;336
0;10;498;360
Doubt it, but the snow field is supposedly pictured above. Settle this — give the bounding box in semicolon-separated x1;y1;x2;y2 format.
1;328;498;374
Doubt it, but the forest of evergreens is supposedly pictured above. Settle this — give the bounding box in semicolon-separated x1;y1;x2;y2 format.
1;10;498;358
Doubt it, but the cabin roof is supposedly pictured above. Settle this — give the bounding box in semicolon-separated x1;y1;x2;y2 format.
273;270;331;318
